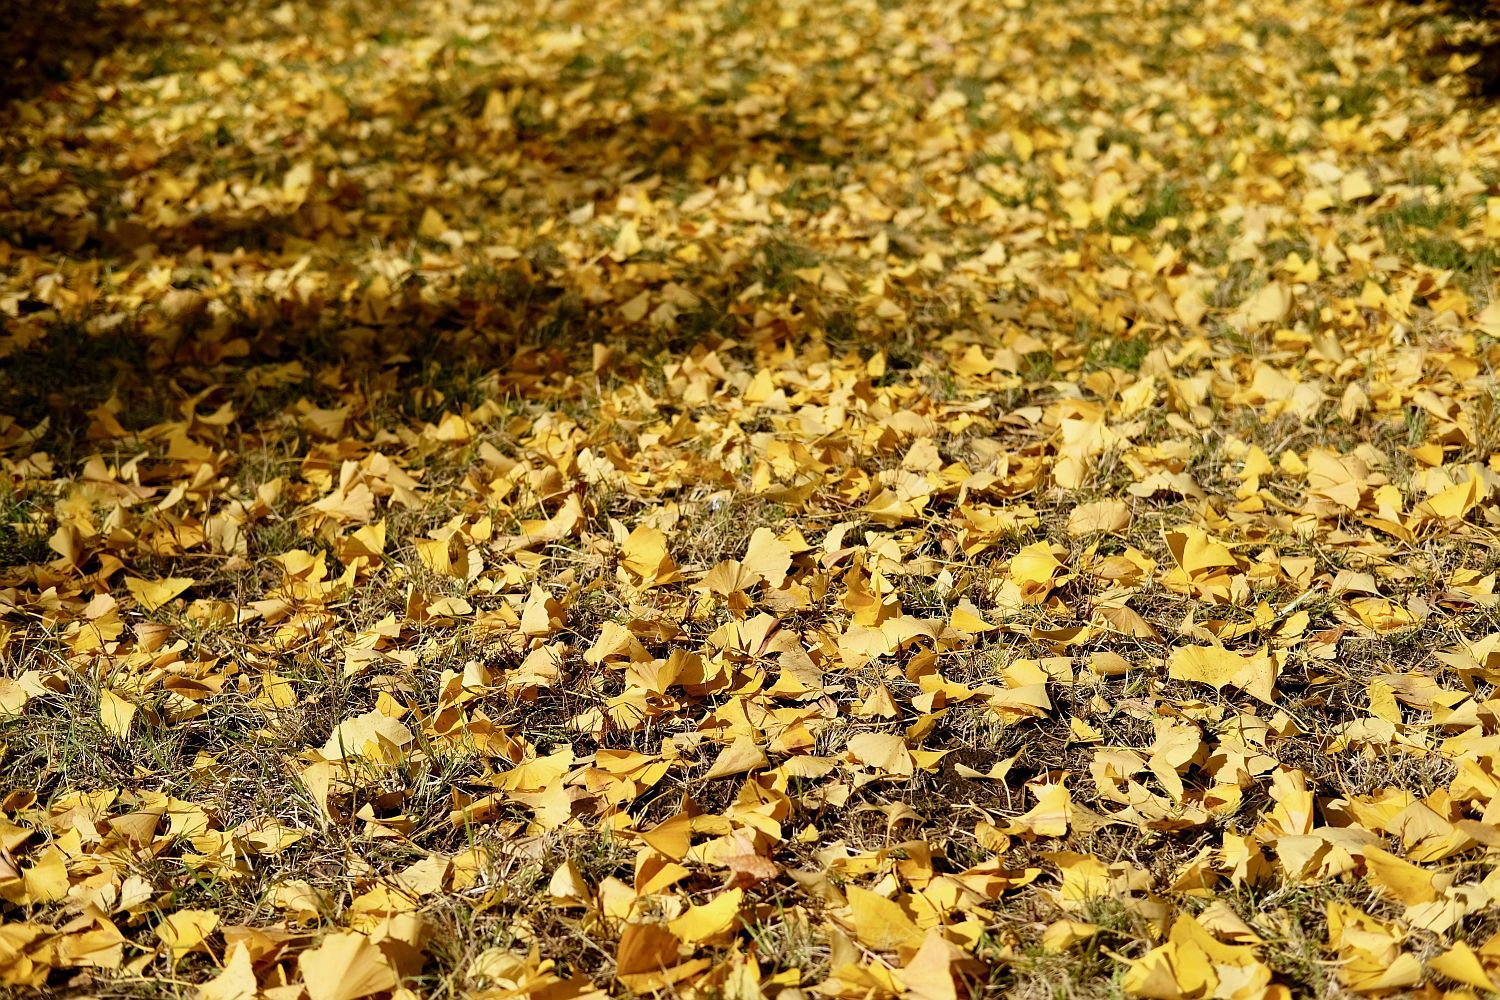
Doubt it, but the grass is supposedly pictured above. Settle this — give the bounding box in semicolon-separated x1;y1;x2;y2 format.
0;489;50;568
1106;183;1185;238
1373;197;1498;290
748;235;823;294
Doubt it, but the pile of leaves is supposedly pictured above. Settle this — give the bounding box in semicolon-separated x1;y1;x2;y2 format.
2;0;1500;995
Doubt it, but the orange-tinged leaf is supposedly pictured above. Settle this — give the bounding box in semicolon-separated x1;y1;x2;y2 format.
615;922;680;976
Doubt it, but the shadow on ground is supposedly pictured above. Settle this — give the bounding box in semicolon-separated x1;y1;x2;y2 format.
0;0;884;460
1403;0;1500;96
0;0;149;105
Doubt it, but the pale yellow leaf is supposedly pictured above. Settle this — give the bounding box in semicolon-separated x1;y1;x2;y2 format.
298;932;399;1000
846;732;915;776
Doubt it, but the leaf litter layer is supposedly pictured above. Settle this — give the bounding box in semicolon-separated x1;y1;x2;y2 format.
2;0;1500;996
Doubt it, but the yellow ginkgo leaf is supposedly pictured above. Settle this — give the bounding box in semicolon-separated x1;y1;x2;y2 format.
1122;915;1268;998
298;932;399;1000
1009;542;1064;599
845;732;914;776
1430;942;1499;993
519;584;565;637
1004;783;1072;838
124;576;194;612
198;942;258;1000
1339;170;1374;201
1067;499;1131;537
948;602;995;634
156;909;219;957
320;710;414;761
1230;281;1292;329
1360;847;1441;905
1167;645;1278;703
702;735;768;780
1042;920;1099;954
610;220;644;261
1164;527;1236;577
620;525;677;587
98;688;136;741
895;930;974;1000
1419;474;1484;521
846;886;925;953
546;860;591;904
493;493;584;555
668;888;744;944
418;206;446;240
741;527;793;589
1477;299;1500;337
615;922;680;976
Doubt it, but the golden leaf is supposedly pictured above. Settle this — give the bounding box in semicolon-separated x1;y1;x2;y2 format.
846;886;924;953
124;576;194;612
297;932;399;1000
1167;645;1278;703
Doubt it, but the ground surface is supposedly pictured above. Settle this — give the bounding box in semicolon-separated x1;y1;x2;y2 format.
2;0;1500;996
